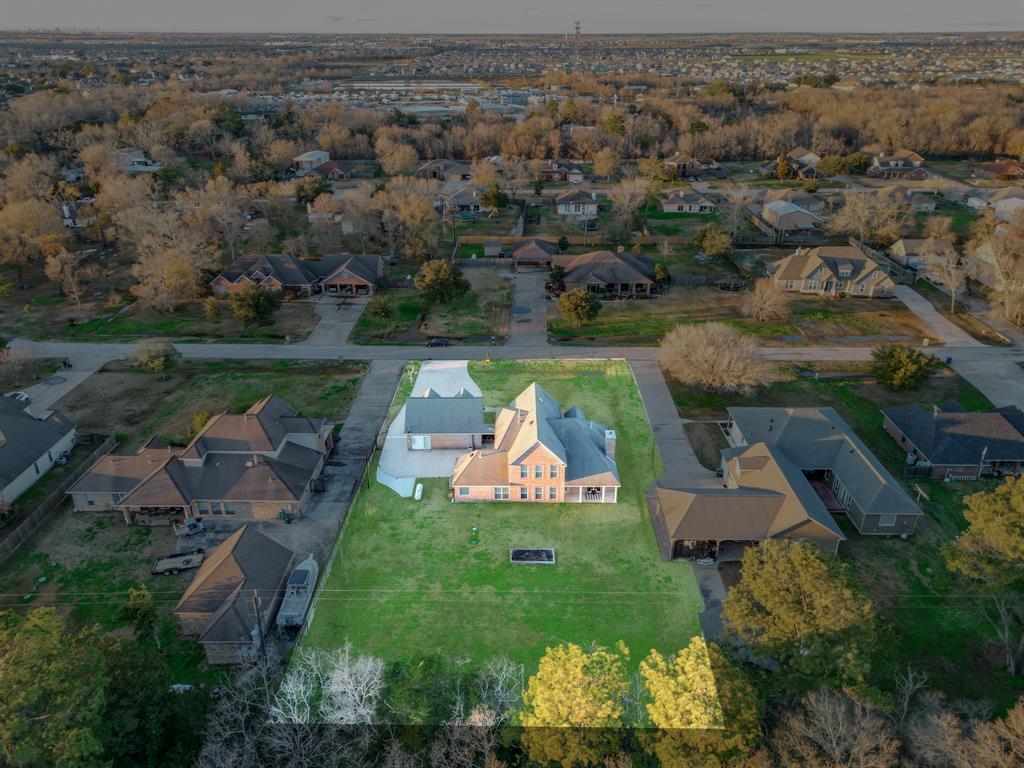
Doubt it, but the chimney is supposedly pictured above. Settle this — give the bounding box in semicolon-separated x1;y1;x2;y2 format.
604;430;616;461
518;409;526;423
590;191;597;200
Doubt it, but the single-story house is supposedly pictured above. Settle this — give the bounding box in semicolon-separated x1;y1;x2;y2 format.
210;253;383;297
555;190;598;220
867;149;927;180
511;238;558;268
752;199;824;237
974;160;1024;181
555;249;656;296
174;525;293;665
451;383;620;503
883;401;1024;480
1;397;77;506
770;245;895;298
303;160;353;182
664;153;725;179
648;406;922;560
69;395;332;525
763;188;824;214
59;199;96;229
661;189;716;214
404;388;490;451
118;148;162;175
540;160;585;184
292;150;331;177
760;148;821;179
441;185;483;215
907;193;937;213
416;159;472;182
888;238;955;271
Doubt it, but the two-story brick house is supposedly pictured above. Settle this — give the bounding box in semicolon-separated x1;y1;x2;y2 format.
450;383;620;503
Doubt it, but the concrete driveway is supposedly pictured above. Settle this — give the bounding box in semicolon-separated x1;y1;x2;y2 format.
509;270;549;345
306;297;367;345
894;285;981;347
377;360;482;496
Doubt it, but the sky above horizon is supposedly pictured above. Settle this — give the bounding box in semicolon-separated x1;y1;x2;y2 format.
2;0;1022;35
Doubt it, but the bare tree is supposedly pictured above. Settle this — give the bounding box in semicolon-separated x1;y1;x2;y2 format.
922;245;972;314
828;191;907;246
741;277;792;322
475;657;524;717
470;159;497;189
130;209;218;312
892;666;929;733
656;236;674;260
659;322;776;395
775;689;901;768
319;645;386;726
43;242;85;306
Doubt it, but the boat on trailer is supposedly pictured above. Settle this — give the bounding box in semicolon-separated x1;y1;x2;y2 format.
276;553;319;633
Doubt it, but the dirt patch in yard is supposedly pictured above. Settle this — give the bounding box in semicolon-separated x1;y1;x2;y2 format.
683;421;729;471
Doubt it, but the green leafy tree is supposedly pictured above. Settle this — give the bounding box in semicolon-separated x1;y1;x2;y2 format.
0;608;108;768
944;477;1024;676
295;175;330;205
557;235;569;253
533;178;544;196
694;223;732;258
480;183;508;213
549;263;566;289
521;642;628;727
190;410;212;437
368;296;393;319
654;262;671;287
132;339;181;374
556;287;600;328
870;343;938;390
414;260;471;305
117;585;159;649
640;639;761;768
229;282;282;327
816;155;847;177
722;540;878;689
775;153;792;180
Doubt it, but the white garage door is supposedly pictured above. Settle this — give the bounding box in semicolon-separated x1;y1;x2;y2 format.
411;435;431;450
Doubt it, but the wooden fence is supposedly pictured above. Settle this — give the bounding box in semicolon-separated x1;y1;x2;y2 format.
0;434;115;567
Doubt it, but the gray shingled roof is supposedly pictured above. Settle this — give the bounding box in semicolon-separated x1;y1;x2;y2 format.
554;250;656;288
728;406;922;521
883;403;1024;465
0;398;75;490
404;389;487;435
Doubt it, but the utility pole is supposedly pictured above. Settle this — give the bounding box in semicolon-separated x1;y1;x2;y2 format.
251;589;266;657
572;20;582;98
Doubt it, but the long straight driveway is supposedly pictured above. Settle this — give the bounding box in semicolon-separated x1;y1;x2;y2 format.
630;360;718;489
508;270;549;346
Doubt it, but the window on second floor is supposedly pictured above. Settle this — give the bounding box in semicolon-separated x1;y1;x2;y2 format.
534;465;543;479
549;465;559;478
519;465;528;479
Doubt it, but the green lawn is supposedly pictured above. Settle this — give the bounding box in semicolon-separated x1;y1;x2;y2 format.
549;289;941;347
304;360;704;677
911;197;979;239
666;363;1024;709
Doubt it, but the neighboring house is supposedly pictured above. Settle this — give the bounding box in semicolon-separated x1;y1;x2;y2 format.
441;185;483;216
292;150;331;177
451;383;620;503
404;388;490;450
555;190;598;219
661;189;716;214
867;149;927;179
416;159;472;182
118;148;162;175
0;398;77;507
648;406;922;561
59;199;96;229
174;525;293;665
988;187;1024;223
763;188;824;213
974;160;1024;181
555;249;656;296
753;199;824;237
663;153;725;179
907;193;937;212
770;245;895;298
69;396;332;525
210;253;383;297
760;148;821;179
303;160;352;182
883;401;1024;480
511;238;558;268
889;238;955;271
540;160;585;184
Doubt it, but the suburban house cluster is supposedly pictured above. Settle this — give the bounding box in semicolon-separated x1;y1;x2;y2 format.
650;407;922;561
69;395;332;525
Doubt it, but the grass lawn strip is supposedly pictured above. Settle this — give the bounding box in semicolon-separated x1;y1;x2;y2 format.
304;360;704;678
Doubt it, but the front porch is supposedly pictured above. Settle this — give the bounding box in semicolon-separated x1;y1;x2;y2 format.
564;485;618;503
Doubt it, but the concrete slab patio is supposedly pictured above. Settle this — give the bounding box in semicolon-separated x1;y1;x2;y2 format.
376;360;483;496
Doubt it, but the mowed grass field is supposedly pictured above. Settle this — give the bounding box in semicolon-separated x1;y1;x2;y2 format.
304;360;704;672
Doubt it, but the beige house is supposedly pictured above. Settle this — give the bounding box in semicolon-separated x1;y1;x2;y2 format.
451;383;620;504
69;396;332;525
889;238;955;271
770;245;895;298
174;525;293;665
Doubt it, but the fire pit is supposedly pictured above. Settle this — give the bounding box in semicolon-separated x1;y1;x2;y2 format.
510;548;555;565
